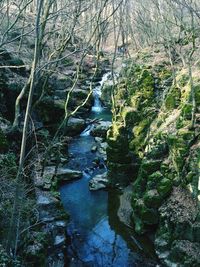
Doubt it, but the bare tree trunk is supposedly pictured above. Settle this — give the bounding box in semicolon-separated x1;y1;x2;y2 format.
6;0;44;256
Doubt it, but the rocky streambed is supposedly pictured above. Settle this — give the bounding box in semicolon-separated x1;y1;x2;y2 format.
58;72;158;266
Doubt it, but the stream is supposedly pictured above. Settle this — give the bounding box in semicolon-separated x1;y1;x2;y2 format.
60;73;157;267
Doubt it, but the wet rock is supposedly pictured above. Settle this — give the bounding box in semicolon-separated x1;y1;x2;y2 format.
94;137;103;143
91;121;111;138
118;185;133;227
65;117;86;136
98;142;108;155
92;157;101;165
36;191;59;207
43;166;82;183
89;172;108;191
54;235;66;247
55;220;67;228
91;145;97;152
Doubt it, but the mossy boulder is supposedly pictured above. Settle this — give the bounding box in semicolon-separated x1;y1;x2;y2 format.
144;189;162;208
140;206;159;225
157;178;173;197
122;107;140;126
107;124;129;150
131;212;145;234
147;142;168;160
165;86;181;110
141;160;162;175
147;171;163;190
135;199;159;225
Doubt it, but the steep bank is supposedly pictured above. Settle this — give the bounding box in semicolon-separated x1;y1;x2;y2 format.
106;49;200;266
0;46;110;266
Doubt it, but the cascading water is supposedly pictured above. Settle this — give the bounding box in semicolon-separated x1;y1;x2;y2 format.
60;71;157;266
82;72;113;135
80;124;94;137
91;72;112;113
91;85;103;113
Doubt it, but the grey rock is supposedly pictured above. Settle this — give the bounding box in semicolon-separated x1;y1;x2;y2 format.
89;172;108;191
91;145;97;152
91;121;111;138
65;117;86;136
54;235;66;246
43;166;82;182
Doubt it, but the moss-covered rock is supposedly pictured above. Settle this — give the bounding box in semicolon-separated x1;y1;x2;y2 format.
106;56;200;267
157;178;173;197
144;189;162;208
165;86;181;110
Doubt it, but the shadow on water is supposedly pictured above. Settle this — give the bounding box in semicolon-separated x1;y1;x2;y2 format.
60;135;158;266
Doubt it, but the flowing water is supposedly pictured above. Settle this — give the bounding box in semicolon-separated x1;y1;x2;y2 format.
60;73;157;266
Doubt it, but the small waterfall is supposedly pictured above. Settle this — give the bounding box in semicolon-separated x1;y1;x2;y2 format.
80;124;94;136
92;72;112;113
81;71;115;136
92;85;103;113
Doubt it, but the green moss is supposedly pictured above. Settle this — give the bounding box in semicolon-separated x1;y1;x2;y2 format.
144;189;162;208
54;99;65;110
147;142;168;160
182;103;193;120
106;145;131;164
159;68;172;80
178;74;189;87
133;119;149;137
165;86;181;110
137;201;159;225
122;107;140;126
147;171;163;190
157;178;173;197
131;212;145;234
141;160;162;175
107;123;129;150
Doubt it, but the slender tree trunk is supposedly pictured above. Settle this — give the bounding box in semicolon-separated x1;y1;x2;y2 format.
6;0;44;256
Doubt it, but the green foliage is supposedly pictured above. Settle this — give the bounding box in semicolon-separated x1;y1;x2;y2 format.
165;86;181;110
0;153;17;176
178;74;189;87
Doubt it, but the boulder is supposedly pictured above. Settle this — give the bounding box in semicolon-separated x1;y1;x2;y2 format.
65;117;86;136
98;142;108;155
43;166;82;183
157;178;173;197
36;190;59;208
89;172;108;191
117;185;133;227
144;189;162;208
54;235;66;247
91;121;111;138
